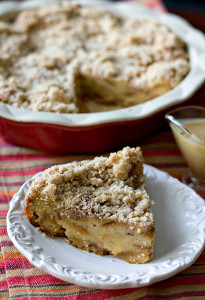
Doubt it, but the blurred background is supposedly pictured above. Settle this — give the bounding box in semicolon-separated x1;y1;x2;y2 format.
113;0;205;32
164;0;205;33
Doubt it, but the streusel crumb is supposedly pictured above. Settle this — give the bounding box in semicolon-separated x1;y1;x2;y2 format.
25;147;153;226
0;2;189;113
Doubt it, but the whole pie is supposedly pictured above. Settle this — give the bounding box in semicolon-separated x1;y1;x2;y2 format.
0;2;189;113
25;147;155;264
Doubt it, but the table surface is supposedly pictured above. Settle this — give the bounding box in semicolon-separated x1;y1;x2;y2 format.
0;0;205;299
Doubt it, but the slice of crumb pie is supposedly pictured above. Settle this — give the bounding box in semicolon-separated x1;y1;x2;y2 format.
25;147;155;263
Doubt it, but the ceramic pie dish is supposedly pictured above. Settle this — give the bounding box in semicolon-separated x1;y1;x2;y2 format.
0;0;204;153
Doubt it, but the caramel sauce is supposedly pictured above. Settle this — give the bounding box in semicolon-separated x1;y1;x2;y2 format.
171;119;205;180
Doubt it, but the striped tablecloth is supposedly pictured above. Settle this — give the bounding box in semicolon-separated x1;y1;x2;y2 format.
0;0;205;299
1;128;205;299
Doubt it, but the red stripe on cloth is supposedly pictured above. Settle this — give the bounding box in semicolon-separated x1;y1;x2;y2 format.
66;288;142;300
0;228;8;236
0;200;10;204
0;266;6;274
7;298;85;300
0;167;46;177
143;132;175;143
5;297;75;300
138;291;205;299
143;149;181;156
0;181;25;187
0;280;9;289
8;274;66;285
0;211;7;217
1;241;14;247
199;190;205;197
4;263;35;271
152;275;205;289
149;162;186;168
1;154;56;161
4;258;34;266
196;255;205;263
0;196;12;202
11;298;63;300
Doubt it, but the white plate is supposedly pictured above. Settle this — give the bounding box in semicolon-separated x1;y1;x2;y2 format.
7;164;205;289
0;0;205;126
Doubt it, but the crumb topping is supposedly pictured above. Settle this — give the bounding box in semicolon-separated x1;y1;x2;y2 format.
26;147;154;225
0;2;189;113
